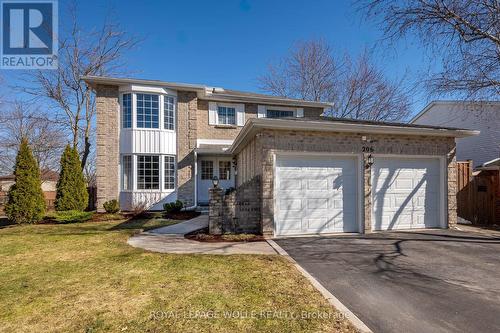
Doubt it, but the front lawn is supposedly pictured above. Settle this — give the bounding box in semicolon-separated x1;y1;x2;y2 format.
0;216;356;333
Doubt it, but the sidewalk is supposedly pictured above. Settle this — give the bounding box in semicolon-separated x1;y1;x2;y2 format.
127;215;276;255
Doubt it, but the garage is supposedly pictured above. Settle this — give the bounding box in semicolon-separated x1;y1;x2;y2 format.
274;154;360;236
371;157;443;231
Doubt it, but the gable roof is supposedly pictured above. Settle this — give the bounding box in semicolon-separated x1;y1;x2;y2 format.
82;75;332;108
230;116;479;154
410;100;500;124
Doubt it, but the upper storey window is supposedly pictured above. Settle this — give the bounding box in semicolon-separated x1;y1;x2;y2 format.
267;109;295;118
122;93;132;128
164;96;175;130
136;94;159;128
217;106;236;125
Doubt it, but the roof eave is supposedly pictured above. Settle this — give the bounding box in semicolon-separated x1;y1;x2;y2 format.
82;75;207;92
229;118;479;155
204;93;332;108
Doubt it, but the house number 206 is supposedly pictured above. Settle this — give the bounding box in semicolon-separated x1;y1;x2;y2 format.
362;146;374;153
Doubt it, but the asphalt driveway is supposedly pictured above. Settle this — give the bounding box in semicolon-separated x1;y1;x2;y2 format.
275;229;500;333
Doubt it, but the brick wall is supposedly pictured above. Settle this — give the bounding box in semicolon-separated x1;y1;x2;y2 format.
95;84;120;212
177;91;198;207
231;129;456;236
208;176;261;234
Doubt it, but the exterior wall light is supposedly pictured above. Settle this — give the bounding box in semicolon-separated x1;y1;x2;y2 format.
212;176;219;188
366;154;374;168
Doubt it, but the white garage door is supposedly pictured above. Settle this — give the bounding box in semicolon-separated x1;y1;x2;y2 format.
372;157;442;231
275;155;359;236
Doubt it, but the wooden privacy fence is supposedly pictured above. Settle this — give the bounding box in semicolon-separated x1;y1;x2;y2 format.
457;161;500;225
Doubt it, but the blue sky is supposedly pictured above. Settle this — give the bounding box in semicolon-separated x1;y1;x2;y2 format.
2;0;434;117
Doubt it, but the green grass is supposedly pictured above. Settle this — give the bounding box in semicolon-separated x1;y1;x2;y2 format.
0;217;356;333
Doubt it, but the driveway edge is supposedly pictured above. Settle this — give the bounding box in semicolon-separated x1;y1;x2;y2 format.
266;239;373;333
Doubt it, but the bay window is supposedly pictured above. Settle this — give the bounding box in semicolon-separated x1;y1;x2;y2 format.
122;93;132;128
164;155;175;189
122;155;132;190
136;94;159;128
164;96;175;130
137;155;160;190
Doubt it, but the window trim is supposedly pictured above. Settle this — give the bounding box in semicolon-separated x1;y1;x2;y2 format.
258;105;303;118
121;93;132;128
201;160;214;180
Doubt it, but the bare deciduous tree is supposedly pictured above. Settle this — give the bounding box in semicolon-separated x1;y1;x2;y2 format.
259;39;412;121
360;0;500;98
0;102;65;176
18;3;139;170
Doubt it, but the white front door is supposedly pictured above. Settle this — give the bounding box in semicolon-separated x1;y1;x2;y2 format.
275;155;359;236
371;157;442;231
197;157;234;204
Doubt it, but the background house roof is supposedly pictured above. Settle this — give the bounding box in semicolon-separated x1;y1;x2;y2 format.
410;100;500;124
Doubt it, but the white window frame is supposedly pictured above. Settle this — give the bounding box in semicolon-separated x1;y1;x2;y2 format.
136;155;160;190
121;155;133;191
163;155;176;190
258;105;304;118
217;105;237;125
119;89;177;132
121;93;132;128
163;95;176;131
136;93;160;129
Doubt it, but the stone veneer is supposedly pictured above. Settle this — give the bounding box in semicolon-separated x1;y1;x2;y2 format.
95;84;120;212
208;176;261;234
232;129;457;236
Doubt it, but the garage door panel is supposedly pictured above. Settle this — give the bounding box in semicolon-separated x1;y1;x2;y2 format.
275;155;359;236
372;157;441;231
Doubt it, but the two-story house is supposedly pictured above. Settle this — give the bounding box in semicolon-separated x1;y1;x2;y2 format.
84;76;477;237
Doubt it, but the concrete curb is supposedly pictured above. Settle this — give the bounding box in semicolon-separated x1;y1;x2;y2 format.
266;239;373;333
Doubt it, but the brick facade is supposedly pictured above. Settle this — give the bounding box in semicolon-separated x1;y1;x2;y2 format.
232;129;457;236
95;84;120;212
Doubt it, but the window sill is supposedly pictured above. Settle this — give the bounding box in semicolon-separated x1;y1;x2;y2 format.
214;124;238;129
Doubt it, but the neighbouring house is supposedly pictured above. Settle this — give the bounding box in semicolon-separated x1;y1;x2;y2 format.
84;76;477;237
0;169;58;212
411;101;500;168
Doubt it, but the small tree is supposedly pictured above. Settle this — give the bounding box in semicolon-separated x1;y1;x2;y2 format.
55;145;88;211
5;138;46;223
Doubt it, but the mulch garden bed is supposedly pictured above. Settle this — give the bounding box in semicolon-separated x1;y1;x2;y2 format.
162;211;201;220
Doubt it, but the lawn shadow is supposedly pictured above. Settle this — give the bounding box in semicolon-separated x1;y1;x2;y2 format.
0;216;15;229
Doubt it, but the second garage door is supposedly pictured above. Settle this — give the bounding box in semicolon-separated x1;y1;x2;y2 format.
275;155;359;236
371;157;442;231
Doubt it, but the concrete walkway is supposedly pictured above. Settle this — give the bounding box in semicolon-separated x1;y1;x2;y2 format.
127;215;276;255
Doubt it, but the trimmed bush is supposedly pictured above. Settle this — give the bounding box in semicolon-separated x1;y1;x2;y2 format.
103;200;120;214
5;138;46;223
163;200;183;214
55;145;88;211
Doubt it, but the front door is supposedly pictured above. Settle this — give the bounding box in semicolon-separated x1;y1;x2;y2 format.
197;157;234;204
